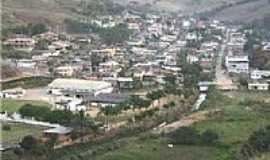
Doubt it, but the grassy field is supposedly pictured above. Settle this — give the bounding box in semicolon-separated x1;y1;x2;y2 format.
1;123;46;160
224;91;270;102
94;137;230;160
0;99;52;113
1;122;45;144
92;90;270;160
2;91;270;160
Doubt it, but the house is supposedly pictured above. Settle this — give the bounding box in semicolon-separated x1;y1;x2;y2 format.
55;66;81;77
225;56;249;74
83;93;127;107
99;61;121;73
127;23;140;31
141;74;157;87
127;40;145;47
48;41;73;51
43;126;73;143
90;48;120;57
186;32;197;41
182;20;191;29
250;70;270;80
160;34;177;42
36;32;58;41
102;77;135;89
4;37;35;51
148;23;163;37
262;42;270;51
1;88;25;99
117;77;134;89
48;78;113;96
248;81;269;91
198;81;215;92
16;59;36;68
66;99;87;111
187;54;199;64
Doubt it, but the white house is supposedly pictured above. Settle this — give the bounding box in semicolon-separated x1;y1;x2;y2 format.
4;37;35;51
16;59;36;68
225;56;249;74
250;70;270;80
55;66;82;77
248;81;269;91
1;88;25;99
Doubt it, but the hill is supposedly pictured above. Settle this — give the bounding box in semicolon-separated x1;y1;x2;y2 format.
2;0;83;27
212;0;270;23
115;0;244;13
2;0;270;28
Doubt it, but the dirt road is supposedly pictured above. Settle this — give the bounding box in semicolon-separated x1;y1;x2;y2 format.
153;109;220;134
215;30;237;90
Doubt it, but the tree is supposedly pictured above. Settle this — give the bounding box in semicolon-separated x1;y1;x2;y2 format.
182;63;202;87
45;134;58;151
19;104;51;121
168;127;200;145
19;104;36;118
30;23;48;36
35;39;49;50
128;96;151;109
239;75;248;87
20;135;38;151
177;49;188;66
237;126;270;159
98;24;132;45
2;124;11;131
10;23;48;36
201;130;219;144
20;135;48;159
248;127;270;152
101;105;121;116
146;90;165;101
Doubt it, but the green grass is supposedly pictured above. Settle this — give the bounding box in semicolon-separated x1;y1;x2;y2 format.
2;151;19;160
94;138;230;160
93;91;270;160
0;99;52;113
224;91;270;103
194;105;270;143
3;91;270;160
1;122;45;144
193;91;270;158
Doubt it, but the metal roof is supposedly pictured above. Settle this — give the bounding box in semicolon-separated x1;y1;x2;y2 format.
48;78;112;91
44;126;73;135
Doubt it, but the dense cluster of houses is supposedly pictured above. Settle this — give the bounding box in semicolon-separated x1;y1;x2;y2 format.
224;29;270;91
2;11;270;113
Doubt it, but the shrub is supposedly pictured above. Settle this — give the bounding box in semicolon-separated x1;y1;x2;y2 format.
167;127;200;145
237;125;270;159
2;124;11;131
201;130;219;144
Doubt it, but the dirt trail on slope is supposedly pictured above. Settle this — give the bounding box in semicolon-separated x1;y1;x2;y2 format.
154;109;221;134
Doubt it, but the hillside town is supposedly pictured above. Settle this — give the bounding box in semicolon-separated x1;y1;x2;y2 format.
1;1;270;160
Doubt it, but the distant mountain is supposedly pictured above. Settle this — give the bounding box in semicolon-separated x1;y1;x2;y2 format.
113;0;245;13
2;0;270;28
114;0;270;23
2;0;83;27
211;0;270;23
